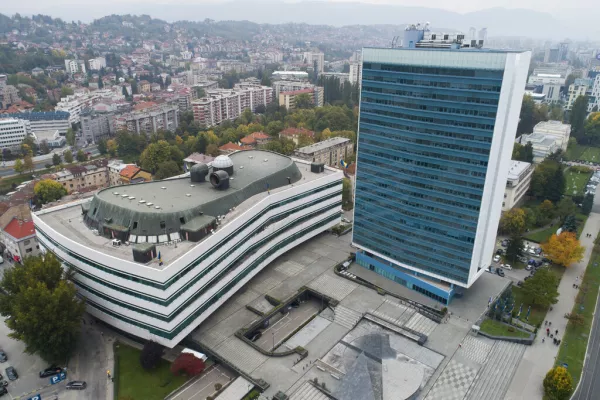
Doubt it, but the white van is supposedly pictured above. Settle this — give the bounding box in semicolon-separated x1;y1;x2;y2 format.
0;255;3;264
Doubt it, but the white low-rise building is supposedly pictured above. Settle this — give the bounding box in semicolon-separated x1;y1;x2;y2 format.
503;161;534;211
519;133;561;163
33;150;343;348
0;118;31;152
532;120;571;151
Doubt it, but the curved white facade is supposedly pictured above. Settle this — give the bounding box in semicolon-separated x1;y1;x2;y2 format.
34;164;343;348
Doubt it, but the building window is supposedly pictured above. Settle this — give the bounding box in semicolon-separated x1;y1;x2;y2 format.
26;248;32;253
160;221;166;229
133;222;138;229
23;239;31;245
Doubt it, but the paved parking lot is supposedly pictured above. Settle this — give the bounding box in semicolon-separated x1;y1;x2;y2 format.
169;365;236;400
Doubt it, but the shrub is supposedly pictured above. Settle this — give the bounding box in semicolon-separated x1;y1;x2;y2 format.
171;353;206;377
543;366;573;400
214;383;222;391
139;341;164;370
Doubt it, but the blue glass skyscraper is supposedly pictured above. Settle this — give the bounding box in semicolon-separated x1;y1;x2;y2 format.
352;28;531;304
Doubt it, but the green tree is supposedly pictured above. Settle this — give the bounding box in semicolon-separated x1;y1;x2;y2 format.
584;112;600;145
52;153;61;166
39;140;50;155
562;215;577;232
65;128;75;146
555;197;577;219
196;134;208;154
582;193;594;215
266;121;284;136
342;178;353;209
60;86;73;97
294;93;313;109
530;159;564;202
512;143;524;161
14;158;24;175
0;253;86;363
505;235;524;263
23;154;34;172
499;208;526;235
517;95;546;134
549;105;564;121
22;136;37;155
139;140;172;173
63;149;73;164
521;268;559;307
206;144;219;157
97;139;107;155
154;160;181;180
543;366;573;400
76;149;87;162
34;179;67;203
523;142;534;163
570;95;589;142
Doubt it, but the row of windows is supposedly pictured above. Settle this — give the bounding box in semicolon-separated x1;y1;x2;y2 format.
371;175;482;202
361;107;496;131
353;231;468;283
82;213;340;340
354;173;478;223
364;63;504;79
356;143;487;179
359;135;489;168
67;202;341;321
361;125;491;156
356;177;482;215
362;85;500;106
365;75;502;93
358;157;485;192
361;95;498;119
37;180;341;290
355;203;477;247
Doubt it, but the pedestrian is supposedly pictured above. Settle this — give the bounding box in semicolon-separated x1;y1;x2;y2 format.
556;329;558;335
542;337;545;343
547;328;550;334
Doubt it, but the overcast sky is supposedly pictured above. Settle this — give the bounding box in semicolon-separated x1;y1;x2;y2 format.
1;0;591;17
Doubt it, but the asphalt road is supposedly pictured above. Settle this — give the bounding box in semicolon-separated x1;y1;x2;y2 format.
570;276;600;400
0;146;99;178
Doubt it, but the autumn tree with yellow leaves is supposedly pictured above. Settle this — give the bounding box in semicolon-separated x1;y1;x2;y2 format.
542;232;585;267
543;366;573;400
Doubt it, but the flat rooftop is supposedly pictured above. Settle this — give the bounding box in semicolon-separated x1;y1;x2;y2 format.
36;157;338;269
507;160;532;181
295;137;350;155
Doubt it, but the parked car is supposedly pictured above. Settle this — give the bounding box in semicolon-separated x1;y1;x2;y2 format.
250;332;262;342
66;381;87;390
517;281;523;287
0;386;7;396
502;264;512;270
496;268;505;277
0;352;6;363
5;367;17;381
493;255;501;263
39;366;62;378
501;240;508;247
525;264;533;271
496;249;504;255
542;258;551;263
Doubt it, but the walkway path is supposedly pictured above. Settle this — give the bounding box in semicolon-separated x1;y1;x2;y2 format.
504;211;600;400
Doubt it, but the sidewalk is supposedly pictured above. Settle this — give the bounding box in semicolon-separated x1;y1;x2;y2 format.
505;212;600;400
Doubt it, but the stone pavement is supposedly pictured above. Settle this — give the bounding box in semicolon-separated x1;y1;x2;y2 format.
505;212;600;400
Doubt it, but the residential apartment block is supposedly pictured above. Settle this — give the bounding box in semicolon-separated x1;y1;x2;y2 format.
503;161;534;211
80;108;117;144
65;59;86;74
52;164;109;193
0;74;21;107
89;57;107;71
192;84;272;127
0;118;30;152
294;137;353;166
114;103;179;135
56;89;126;124
279;87;324;110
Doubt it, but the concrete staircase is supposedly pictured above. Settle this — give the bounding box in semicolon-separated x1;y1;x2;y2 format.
333;305;363;329
211;337;268;374
404;313;438;336
381;298;416;326
465;341;526;400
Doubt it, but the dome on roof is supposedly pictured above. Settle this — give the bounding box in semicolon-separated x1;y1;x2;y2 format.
213;155;233;169
190;163;209;182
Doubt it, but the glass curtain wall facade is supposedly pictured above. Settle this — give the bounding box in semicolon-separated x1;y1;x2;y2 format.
353;48;530;304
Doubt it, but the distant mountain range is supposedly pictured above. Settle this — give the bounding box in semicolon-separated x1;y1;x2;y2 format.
4;1;597;39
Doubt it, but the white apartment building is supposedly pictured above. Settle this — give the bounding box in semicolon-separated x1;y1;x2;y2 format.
107;160;130;186
272;71;309;81
278;87;324;110
65;59;86;74
88;57;107;71
503;161;534;211
0;118;30;152
272;81;314;100
294;137;353;166
349;62;362;85
33;151;343;347
56;90;126;124
532;120;571;151
114;103;179;135
303;52;324;73
1;218;42;263
590;75;600;112
566;78;592;110
192;85;273;127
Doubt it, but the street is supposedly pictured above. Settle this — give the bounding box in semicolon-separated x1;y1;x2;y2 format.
0;145;99;178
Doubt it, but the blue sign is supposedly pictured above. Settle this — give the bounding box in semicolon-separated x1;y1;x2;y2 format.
562;363;568;368
27;395;41;400
50;371;66;385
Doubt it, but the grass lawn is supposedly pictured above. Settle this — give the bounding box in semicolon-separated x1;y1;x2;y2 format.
564;145;600;163
511;264;566;327
564;168;592;198
525;222;561;244
115;343;187;400
480;318;530;338
554;251;600;386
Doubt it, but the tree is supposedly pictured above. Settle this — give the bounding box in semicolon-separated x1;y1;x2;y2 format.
505;235;524;263
297;134;314;148
139;341;164;370
171;353;206;376
34;179;67;203
106;139;118;157
342;178;353;209
539;200;555;221
97;139;107;155
523;142;534;163
295;93;313;109
521;268;559;307
23;154;34;172
52;153;61;166
530;159;564;202
517;95;547;135
65;128;75;146
549;105;564;122
582;193;594;215
97;76;103;89
39;140;50;155
206;144;219;157
570;96;589;142
266;121;284;136
584;112;600;145
542;232;585;267
555;198;577;220
499;208;526;235
76;149;87;162
543;366;573;400
139;140;175;173
196;134;208;154
155;160;181;180
14;158;24;175
562;215;577;233
0;253;86;362
63;149;73;164
22;136;37;155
